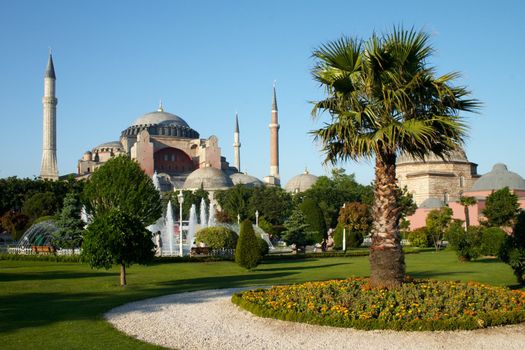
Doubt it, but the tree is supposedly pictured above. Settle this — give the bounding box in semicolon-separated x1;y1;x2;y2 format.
235;219;262;269
298;197;327;244
482;187;520;228
215;184;251;220
459;196;477;228
0;210;29;240
282;208;310;247
52;193;84;249
21;192;60;223
82;209;154;286
247;186;292;225
83;156;162;226
311;28;479;288
500;212;525;284
425;207;453;251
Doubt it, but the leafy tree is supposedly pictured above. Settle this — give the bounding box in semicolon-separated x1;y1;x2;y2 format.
235;219;262;269
500;212;525;284
459;196;477;228
83;156;162;226
82;209;154;286
0;210;29;240
257;216;274;235
397;187;417;221
52;193;84;249
215;184;251;220
299;197;327;244
247;186;292;225
21;192;60;223
447;225;483;261
282;208;310;247
333;223;364;249
311;28;479;288
426;207;453;251
297;169;372;229
166;188;210;221
407;227;429;248
480;227;506;257
482;187;520;228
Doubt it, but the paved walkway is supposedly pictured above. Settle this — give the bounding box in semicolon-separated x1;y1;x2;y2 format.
105;288;525;350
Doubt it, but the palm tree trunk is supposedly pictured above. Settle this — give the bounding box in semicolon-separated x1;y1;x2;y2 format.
369;152;405;289
120;264;127;286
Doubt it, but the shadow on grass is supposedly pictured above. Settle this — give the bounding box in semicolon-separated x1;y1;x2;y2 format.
0;270;118;282
410;270;474;279
254;262;349;272
0;271;295;334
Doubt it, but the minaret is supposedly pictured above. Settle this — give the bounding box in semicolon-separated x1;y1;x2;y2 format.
40;53;59;180
233;113;241;172
264;83;280;186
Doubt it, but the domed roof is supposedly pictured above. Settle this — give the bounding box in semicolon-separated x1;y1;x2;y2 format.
93;141;123;152
419;197;444;209
470;163;525;192
284;169;319;193
131;105;189;128
230;172;263;188
183;166;233;190
397;149;469;165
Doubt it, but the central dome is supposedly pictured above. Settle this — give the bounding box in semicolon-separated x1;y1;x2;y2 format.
131;105;189;128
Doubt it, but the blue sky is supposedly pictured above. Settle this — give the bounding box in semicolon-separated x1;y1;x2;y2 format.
1;0;524;186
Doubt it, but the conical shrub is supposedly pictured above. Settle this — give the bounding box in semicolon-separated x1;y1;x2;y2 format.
235;219;262;269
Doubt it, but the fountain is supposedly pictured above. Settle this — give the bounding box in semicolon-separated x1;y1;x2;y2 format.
200;198;207;229
208;204;216;227
80;205;90;226
16;220;58;250
165;200;175;255
152;171;161;191
186;204;197;251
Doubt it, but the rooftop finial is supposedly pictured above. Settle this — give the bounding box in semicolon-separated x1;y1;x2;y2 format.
304;166;309;175
158;100;164;112
272;81;278;111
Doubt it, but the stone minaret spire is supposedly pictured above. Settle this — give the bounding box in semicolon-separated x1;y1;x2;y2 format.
233;113;241;172
40;53;59;180
269;82;280;182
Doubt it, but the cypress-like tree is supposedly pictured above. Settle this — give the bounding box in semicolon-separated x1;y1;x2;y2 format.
299;197;327;244
235;219;262;269
52;192;84;248
282;208;310;247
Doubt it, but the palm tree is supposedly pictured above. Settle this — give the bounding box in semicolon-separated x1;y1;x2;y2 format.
311;28;479;288
459;195;477;229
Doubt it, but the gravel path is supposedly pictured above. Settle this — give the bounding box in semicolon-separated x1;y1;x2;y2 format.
105;288;525;350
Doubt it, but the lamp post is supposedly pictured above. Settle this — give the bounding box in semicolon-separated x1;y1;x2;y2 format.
342;203;346;253
255;210;259;227
177;190;184;257
237;213;240;225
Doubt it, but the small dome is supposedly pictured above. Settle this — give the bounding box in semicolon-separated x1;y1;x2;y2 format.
419;197;444;209
230;172;263;188
470;163;525;191
284;170;319;193
397;149;469;165
183;167;233;190
131;106;189;128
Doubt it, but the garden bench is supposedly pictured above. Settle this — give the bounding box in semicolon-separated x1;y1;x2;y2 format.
32;245;56;254
190;247;210;257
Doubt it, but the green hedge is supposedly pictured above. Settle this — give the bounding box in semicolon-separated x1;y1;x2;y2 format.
195;226;238;249
0;253;82;263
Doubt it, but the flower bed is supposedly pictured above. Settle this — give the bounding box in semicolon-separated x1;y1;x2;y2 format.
232;278;525;331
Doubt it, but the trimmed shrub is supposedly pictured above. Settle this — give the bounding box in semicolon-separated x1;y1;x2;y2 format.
448;225;483;261
195;226;238;249
481;227;507;256
408;227;429;248
257;237;269;256
235;220;262;269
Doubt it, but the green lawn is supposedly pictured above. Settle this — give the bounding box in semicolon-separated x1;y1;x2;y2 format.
0;250;521;349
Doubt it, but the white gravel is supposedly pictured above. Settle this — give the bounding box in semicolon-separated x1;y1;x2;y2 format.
105;287;525;350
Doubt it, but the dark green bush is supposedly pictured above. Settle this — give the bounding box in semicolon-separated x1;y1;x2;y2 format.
499;212;525;284
235;220;262;269
299;198;327;244
195;226;238;249
257;237;269;256
332;223;363;250
448;225;483;261
481;227;507;256
407;227;429;248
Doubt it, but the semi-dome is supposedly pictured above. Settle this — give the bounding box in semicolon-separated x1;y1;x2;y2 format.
230;172;263;188
284;169;319;193
131;105;189;128
183;166;233;190
397;149;469;165
419;197;444;209
470;163;525;192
